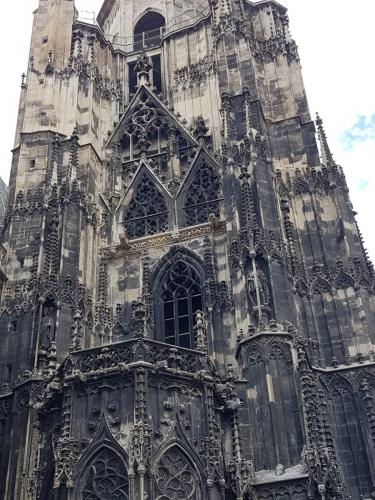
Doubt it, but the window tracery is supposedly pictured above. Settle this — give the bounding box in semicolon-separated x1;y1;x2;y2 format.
155;447;201;500
123;174;168;239
159;261;202;348
184;161;221;226
81;448;129;500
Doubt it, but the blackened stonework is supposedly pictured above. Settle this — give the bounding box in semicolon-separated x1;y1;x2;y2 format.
0;178;7;227
0;0;374;499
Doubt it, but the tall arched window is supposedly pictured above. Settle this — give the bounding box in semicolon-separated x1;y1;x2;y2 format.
123;174;169;239
134;12;165;51
159;261;202;348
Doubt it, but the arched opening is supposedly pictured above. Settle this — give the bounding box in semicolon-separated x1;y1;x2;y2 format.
134;12;165;51
157;260;203;348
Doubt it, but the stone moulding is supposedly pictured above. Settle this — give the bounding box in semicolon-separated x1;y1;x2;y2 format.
99;220;227;259
66;337;214;379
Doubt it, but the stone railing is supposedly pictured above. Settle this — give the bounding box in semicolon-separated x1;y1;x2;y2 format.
68;338;213;377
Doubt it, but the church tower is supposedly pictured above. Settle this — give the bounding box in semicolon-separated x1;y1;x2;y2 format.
0;0;375;498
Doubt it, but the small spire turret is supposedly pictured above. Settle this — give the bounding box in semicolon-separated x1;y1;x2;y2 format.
316;113;334;165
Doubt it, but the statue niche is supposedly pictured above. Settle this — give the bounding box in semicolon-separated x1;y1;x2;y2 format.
39;298;57;349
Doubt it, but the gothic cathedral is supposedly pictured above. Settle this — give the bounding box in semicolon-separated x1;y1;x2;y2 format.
0;0;374;498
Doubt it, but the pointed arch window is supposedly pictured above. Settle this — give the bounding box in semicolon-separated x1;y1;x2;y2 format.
155;446;202;499
184;161;222;226
159;261;202;348
134;12;165;51
123;174;168;239
81;447;129;500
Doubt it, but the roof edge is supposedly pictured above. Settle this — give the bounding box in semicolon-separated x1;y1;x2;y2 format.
246;0;288;12
97;0;116;27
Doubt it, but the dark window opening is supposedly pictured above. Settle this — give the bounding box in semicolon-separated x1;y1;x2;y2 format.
30;159;36;169
160;261;202;349
134;12;165;52
151;54;162;94
128;61;138;98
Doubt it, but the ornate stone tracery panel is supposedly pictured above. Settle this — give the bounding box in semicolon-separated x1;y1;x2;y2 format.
123;174;169;239
155;446;202;500
81;447;129;500
184;161;222;226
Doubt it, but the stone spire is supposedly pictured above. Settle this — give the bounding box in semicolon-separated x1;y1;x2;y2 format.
316;113;334;165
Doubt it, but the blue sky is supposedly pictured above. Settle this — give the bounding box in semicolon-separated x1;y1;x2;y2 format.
342;114;375;150
0;0;375;260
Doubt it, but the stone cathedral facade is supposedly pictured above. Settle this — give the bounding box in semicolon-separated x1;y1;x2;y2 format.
1;0;375;498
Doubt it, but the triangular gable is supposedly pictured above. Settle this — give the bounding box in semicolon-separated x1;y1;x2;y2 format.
106;84;199;150
177;147;222;197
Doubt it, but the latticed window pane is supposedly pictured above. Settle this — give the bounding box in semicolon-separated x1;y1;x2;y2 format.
184;162;221;226
81;448;129;500
160;261;202;348
155;447;201;500
123;174;168;239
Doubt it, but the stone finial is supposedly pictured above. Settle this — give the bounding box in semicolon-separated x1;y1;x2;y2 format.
70;309;82;352
69;127;79;167
47;341;58;376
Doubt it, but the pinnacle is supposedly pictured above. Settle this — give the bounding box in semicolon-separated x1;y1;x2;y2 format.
316;112;334;166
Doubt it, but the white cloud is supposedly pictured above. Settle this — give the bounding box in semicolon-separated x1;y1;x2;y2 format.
0;0;374;260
